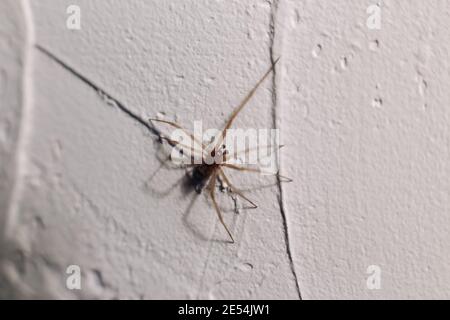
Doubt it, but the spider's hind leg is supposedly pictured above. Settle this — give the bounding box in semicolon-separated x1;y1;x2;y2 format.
207;172;235;243
219;168;258;209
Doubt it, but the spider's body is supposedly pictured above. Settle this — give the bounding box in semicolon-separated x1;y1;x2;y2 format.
191;163;217;194
149;58;285;243
191;147;228;193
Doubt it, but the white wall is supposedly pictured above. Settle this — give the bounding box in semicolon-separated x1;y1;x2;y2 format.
1;0;449;299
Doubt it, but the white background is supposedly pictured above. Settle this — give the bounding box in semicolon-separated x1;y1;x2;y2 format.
1;0;449;299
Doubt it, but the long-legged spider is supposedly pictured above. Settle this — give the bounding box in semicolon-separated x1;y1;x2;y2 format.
149;58;290;243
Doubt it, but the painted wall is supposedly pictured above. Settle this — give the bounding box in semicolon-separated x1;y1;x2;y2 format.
1;0;449;299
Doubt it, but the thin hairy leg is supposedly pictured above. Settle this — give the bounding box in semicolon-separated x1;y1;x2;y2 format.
158;135;204;164
149;118;205;149
214;58;280;151
225;144;284;163
221;163;292;182
218;168;257;209
208;172;234;243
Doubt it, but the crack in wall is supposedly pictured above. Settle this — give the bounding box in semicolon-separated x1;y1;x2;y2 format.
269;0;302;300
35;44;161;140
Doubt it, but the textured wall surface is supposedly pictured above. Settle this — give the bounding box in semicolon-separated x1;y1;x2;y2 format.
0;0;449;299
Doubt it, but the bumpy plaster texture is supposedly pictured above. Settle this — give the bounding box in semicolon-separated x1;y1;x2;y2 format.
0;0;449;299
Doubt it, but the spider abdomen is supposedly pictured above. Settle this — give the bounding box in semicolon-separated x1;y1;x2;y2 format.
191;164;217;194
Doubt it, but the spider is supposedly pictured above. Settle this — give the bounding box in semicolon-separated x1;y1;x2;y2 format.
149;57;290;243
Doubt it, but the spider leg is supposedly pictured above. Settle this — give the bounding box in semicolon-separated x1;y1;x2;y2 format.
156;153;195;172
214;58;280;151
226;144;284;163
159;135;204;164
218;168;257;209
149;118;205;149
159;136;202;154
208;172;235;243
221;163;292;182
